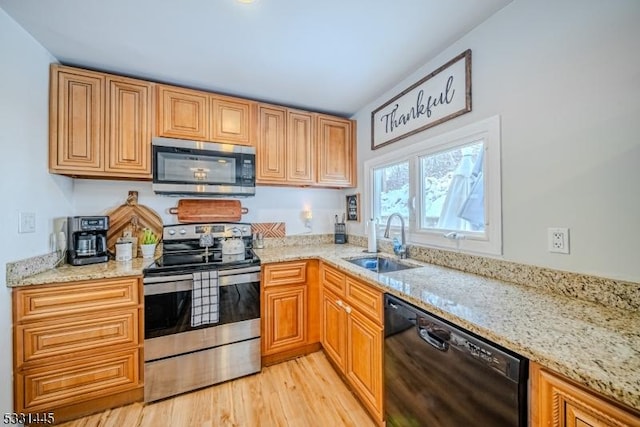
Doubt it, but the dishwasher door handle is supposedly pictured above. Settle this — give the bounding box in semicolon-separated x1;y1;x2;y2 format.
419;328;449;351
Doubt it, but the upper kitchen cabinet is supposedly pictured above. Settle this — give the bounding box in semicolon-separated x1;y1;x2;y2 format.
105;76;153;177
210;95;255;146
256;105;354;188
156;85;209;140
256;105;315;185
316;115;356;187
256;105;287;183
49;65;104;173
49;65;153;179
157;85;256;146
287;110;315;184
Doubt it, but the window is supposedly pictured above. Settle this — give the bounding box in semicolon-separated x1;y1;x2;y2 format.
365;116;502;256
373;161;410;225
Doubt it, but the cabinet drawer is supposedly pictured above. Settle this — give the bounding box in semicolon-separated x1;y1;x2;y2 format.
321;263;345;294
263;262;307;287
14;277;139;322
16;348;140;412
346;277;383;324
16;309;138;366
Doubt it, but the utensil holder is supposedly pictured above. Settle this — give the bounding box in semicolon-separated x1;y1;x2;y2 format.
334;223;347;244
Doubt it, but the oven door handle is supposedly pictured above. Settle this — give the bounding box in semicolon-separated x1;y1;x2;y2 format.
144;274;194;284
219;272;260;287
144;278;195;296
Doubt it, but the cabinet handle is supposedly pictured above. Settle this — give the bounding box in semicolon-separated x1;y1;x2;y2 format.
336;299;344;307
345;306;352;314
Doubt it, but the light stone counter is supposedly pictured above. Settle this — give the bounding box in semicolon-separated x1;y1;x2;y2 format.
255;244;640;412
8;258;153;286
8;243;640;412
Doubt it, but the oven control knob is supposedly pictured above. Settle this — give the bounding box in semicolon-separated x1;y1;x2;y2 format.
242;227;248;233
168;229;176;235
179;229;187;235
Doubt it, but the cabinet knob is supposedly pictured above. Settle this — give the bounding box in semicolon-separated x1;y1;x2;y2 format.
336;300;344;307
345;306;352;314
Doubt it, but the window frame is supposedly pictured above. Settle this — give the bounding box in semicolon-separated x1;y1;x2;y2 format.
364;115;502;256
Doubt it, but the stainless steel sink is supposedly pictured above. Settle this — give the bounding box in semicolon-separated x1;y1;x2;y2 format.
346;256;417;273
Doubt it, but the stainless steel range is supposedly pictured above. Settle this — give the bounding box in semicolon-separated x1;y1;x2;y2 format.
142;222;261;402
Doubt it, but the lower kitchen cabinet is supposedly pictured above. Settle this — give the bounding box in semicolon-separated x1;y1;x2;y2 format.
12;277;143;423
261;260;320;365
320;262;384;425
530;362;640;427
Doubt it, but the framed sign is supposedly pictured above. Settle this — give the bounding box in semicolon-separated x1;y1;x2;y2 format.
346;193;360;222
371;49;472;150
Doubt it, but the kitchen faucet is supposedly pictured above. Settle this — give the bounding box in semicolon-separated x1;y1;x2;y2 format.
384;213;408;259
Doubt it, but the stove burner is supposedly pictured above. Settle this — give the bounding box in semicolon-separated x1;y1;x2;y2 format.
143;222;260;276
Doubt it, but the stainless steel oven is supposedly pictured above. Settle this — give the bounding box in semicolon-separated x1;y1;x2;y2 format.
142;223;261;402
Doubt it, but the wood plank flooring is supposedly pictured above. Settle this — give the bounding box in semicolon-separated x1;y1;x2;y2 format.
57;351;375;427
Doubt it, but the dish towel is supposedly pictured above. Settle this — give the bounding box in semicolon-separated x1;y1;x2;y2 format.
191;270;219;327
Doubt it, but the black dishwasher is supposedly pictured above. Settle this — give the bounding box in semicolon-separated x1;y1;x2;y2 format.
384;294;528;427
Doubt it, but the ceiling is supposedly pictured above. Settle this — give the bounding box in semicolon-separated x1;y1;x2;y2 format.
1;0;511;116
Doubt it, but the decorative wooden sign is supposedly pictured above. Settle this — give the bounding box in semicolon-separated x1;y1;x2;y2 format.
371;49;472;150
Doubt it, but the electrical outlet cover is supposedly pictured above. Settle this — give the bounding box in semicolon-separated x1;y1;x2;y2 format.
548;227;569;254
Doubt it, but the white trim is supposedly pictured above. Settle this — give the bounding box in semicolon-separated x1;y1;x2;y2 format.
364;115;502;256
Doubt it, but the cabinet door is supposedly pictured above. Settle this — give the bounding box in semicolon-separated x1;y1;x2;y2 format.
105;77;152;177
316;115;355;187
211;96;254;145
256;105;287;183
13;277;139;322
16;309;138;366
263;262;307;287
263;286;307;355
16;348;140;413
157;85;208;140
287;110;315;184
49;66;104;173
346;308;383;422
321;288;347;372
531;363;640;427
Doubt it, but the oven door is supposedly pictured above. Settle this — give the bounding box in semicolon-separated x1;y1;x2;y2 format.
152;137;255;196
143;266;260;340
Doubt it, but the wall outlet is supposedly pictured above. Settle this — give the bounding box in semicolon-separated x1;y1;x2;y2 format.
548;227;569;254
19;212;36;233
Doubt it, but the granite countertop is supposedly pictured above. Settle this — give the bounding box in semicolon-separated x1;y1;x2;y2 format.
10;257;153;286
10;244;640;412
254;244;640;412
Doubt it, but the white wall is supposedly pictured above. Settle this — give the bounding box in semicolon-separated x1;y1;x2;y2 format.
351;0;640;282
0;8;74;415
73;181;344;236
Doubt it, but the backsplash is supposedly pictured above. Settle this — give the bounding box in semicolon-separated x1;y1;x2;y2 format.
348;235;640;312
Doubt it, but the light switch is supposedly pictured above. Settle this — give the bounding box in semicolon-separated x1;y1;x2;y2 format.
19;212;36;233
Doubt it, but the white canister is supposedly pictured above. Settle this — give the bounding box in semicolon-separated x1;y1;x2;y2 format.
115;241;133;262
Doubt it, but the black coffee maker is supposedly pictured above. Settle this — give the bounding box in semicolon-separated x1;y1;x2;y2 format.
67;216;109;266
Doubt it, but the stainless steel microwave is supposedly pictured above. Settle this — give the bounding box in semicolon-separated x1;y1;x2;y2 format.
152;137;256;197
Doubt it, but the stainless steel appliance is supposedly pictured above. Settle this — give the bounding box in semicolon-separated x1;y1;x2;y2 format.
142;222;260;402
66;216;109;266
384;294;528;427
152;137;256;197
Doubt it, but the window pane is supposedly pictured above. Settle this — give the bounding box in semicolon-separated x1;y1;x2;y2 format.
420;141;484;232
373;162;409;225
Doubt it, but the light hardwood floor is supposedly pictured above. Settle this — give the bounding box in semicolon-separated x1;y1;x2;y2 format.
57;351;375;427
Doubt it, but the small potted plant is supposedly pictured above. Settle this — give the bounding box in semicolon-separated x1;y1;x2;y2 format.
139;228;159;259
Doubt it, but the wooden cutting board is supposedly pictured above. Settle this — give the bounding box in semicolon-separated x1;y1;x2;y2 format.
106;191;163;253
169;199;249;223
